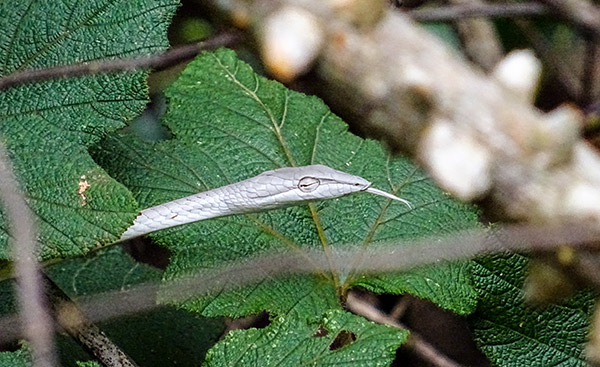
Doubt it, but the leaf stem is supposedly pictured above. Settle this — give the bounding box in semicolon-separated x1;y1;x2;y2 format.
307;203;341;291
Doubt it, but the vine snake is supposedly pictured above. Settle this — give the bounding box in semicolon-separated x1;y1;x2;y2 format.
120;164;412;240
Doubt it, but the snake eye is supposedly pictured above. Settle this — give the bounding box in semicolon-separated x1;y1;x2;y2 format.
298;176;320;192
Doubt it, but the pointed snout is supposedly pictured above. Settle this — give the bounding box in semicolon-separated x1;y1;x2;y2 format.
365;187;413;209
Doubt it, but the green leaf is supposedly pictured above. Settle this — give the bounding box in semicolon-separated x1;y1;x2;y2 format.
76;361;101;367
71;307;223;367
0;275;17;315
0;0;178;259
205;310;408;367
0;348;32;367
0;246;224;366
46;246;161;296
93;48;480;365
44;247;224;366
469;254;595;367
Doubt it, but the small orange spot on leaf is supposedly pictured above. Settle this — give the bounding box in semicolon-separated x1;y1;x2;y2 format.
77;175;91;206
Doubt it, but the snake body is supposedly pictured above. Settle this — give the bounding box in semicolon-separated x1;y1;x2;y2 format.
120;165;411;240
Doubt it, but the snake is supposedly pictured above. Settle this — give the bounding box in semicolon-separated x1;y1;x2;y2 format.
120;164;412;240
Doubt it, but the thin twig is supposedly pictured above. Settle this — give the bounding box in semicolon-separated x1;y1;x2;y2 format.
2;221;600;345
389;296;411;320
0;142;58;367
0;31;242;91
346;291;465;367
407;3;549;21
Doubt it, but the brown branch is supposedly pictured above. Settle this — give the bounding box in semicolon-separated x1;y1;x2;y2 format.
74;221;600;321
582;38;599;105
346;291;466;367
0;31;242;91
407;3;549;21
0;143;58;367
211;0;599;230
48;275;140;367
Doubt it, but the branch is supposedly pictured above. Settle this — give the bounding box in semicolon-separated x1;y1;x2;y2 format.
438;0;504;71
48;276;140;367
407;3;549;21
582;37;600;105
0;31;241;91
346;291;466;367
0;143;58;367
2;220;599;345
206;0;599;228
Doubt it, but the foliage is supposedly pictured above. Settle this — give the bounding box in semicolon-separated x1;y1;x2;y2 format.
0;0;179;259
0;348;32;367
0;0;595;366
91;48;480;364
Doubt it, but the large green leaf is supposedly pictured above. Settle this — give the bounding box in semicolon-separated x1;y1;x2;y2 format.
469;254;595;367
0;0;178;259
93;49;480;365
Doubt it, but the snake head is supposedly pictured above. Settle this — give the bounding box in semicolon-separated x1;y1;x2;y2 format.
257;165;412;209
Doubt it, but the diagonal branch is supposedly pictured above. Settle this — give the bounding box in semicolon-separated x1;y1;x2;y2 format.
406;3;550;21
0;31;242;91
48;275;140;367
2;220;600;345
205;0;599;229
346;291;466;367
